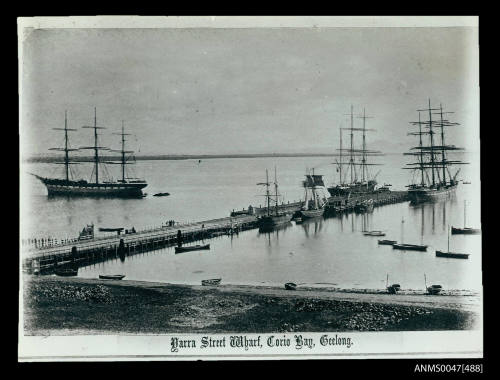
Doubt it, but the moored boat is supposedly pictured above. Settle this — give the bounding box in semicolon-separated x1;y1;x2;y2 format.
435;251;469;259
33;109;147;198
175;244;210;253
378;239;397;245
355;199;374;213
284;282;297;290
256;168;293;231
404;100;467;204
451;200;480;235
363;230;385;236
393;243;428;251
300;171;329;219
153;192;170;197
436;225;470;259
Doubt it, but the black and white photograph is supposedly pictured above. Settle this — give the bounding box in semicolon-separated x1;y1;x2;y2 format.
18;16;482;361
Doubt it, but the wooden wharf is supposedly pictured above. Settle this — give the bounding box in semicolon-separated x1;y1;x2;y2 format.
23;190;409;274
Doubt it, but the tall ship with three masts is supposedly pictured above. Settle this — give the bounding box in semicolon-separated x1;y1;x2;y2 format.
33;108;148;198
328;106;383;197
256;168;293;230
300;170;329;219
404;100;466;203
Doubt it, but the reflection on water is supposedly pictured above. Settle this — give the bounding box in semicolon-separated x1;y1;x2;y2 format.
23;155;481;291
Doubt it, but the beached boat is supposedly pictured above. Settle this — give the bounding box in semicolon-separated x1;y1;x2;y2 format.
385;274;400;294
363;230;385;236
427;284;442;295
451;200;480;235
175;244;210;253
378;239;397;245
54;267;78;276
404;100;466;203
424;274;442;295
284;282;297;290
32;109;147;198
99;274;126;280
256;168;293;231
201;278;221;286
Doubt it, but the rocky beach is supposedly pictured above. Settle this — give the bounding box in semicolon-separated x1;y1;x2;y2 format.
22;276;480;335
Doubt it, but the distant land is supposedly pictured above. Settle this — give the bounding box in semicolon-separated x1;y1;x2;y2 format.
23;152;408;163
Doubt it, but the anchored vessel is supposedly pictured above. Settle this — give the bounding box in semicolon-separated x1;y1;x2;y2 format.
33;109;147;198
256;168;293;230
300;171;329;218
436;226;470;259
404;100;467;203
328;106;382;196
451;200;480;235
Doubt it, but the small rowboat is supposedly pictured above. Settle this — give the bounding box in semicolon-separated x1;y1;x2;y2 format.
284;282;297;290
99;274;126;280
153;192;170;197
54;268;78;277
201;278;221;286
363;230;386;236
378;239;397;245
175;244;210;253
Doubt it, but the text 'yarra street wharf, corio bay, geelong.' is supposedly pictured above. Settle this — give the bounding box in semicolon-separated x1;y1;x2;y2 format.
170;334;352;352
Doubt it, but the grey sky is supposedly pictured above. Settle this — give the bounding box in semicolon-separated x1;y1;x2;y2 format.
20;26;479;156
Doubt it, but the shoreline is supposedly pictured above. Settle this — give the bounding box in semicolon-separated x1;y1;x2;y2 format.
23;276;481;335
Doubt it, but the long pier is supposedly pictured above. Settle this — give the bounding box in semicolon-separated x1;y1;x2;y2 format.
22;190;409;274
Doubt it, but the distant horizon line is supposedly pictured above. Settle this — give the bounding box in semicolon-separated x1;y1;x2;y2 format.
23;150;476;163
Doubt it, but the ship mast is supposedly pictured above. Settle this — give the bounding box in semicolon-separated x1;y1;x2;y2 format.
81;107;108;184
274;167;279;216
49;110;79;181
111;121;133;183
405;100;467;184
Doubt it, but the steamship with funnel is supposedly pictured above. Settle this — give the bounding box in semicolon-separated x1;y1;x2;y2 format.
404;100;467;203
32;108;147;198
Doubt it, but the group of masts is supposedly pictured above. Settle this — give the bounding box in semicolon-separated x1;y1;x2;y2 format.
335;105;382;186
405;99;466;187
50;108;136;184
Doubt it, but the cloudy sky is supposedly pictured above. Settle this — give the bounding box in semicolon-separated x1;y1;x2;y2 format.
20;25;479;156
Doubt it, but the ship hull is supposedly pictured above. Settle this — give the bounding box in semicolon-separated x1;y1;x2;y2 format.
257;214;293;231
40;178;147;198
408;184;457;203
328;181;377;196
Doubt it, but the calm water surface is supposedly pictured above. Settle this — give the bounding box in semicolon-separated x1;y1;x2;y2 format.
21;154;482;291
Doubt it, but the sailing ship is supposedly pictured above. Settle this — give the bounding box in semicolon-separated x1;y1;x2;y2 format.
404;100;467;203
328;106;382;196
256;168;293;231
32;109;148;198
451;200;480;235
436;225;470;259
392;217;428;251
300;171;329;219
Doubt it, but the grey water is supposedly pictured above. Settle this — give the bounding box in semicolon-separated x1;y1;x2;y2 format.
21;153;482;291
